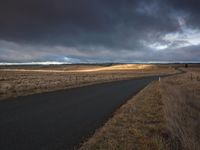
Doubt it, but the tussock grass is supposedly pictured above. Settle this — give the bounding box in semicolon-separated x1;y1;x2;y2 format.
80;82;170;150
160;71;200;150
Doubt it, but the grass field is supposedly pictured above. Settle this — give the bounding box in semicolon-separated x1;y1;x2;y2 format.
80;81;166;150
0;64;199;149
80;67;200;150
0;64;177;100
160;69;200;150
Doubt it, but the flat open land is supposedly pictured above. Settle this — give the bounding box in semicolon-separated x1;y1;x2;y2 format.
0;64;177;100
0;75;159;150
0;64;199;150
81;67;200;150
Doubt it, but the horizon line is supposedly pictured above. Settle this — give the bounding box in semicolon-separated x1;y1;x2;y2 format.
0;61;200;66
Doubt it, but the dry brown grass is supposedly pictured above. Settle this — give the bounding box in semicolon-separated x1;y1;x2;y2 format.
0;64;171;71
160;69;200;150
0;64;176;100
80;68;200;150
80;82;170;150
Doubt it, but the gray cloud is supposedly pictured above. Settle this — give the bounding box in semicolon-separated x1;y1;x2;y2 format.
0;0;199;62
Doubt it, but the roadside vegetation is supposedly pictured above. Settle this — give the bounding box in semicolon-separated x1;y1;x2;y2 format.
80;68;200;150
81;81;169;150
160;70;200;150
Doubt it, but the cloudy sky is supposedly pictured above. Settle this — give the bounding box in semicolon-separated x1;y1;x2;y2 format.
0;0;200;63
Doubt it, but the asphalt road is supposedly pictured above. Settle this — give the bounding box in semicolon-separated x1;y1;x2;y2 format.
0;76;160;150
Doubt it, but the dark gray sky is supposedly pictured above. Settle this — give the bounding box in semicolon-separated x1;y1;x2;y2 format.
0;0;200;63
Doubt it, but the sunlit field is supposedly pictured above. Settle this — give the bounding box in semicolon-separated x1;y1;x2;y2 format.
0;64;177;100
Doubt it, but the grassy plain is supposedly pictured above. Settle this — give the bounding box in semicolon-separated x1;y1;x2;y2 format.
0;64;176;100
160;68;200;150
80;67;200;150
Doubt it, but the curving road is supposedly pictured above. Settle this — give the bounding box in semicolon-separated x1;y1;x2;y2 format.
0;75;164;150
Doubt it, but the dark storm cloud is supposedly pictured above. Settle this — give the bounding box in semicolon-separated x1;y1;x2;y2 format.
0;0;199;62
0;0;177;46
165;0;200;28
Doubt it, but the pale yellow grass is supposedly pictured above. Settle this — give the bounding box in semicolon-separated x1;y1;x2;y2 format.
0;64;177;100
75;64;159;72
1;64;162;73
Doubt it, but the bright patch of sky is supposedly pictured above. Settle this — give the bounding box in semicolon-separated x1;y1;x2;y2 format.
163;28;200;47
144;16;200;50
147;42;169;50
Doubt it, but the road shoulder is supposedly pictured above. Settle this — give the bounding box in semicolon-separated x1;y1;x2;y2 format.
80;81;170;150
